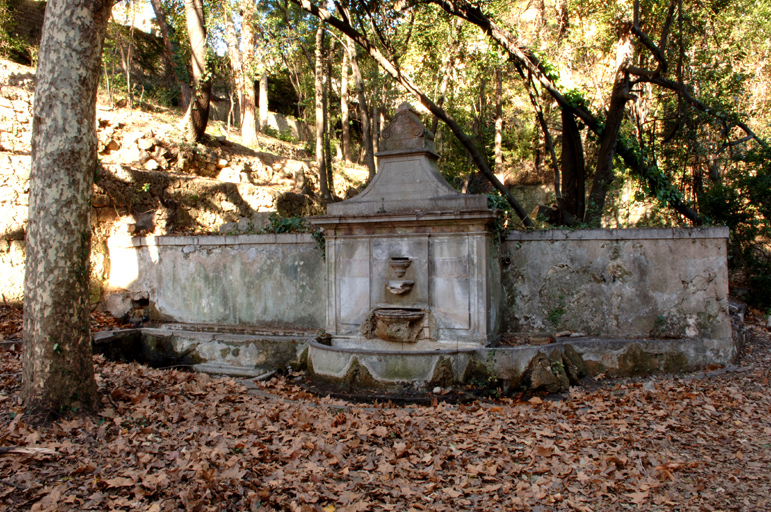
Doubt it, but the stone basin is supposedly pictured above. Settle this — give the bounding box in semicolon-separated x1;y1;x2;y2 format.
374;308;425;342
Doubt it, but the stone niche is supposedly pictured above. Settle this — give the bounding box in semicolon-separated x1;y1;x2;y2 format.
311;103;500;350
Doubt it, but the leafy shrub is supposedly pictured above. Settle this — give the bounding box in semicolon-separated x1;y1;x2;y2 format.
701;145;771;308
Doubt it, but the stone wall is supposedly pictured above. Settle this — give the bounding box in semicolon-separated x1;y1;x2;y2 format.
96;227;731;345
103;233;326;329
500;227;732;342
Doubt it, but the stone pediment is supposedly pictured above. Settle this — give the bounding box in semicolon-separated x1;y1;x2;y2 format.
379;102;436;154
326;102;489;217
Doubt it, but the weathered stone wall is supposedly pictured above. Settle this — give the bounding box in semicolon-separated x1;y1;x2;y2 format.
103;233;326;329
96;227;731;344
500;227;732;342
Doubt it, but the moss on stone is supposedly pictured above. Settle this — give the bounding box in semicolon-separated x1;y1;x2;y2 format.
663;351;690;373
617;343;658;377
430;357;456;388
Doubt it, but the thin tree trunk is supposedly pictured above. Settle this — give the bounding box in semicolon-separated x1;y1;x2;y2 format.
125;22;134;109
349;39;375;179
325;38;336;194
239;2;258;145
23;0;112;414
585;23;634;225
431;20;459;136
258;70;269;131
149;0;190;108
372;67;380;157
224;6;244;122
315;21;331;201
341;48;351;163
519;68;561;198
494;66;503;171
185;0;211;142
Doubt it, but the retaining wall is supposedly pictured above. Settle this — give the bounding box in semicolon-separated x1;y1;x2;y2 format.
104;233;326;329
500;227;731;342
100;227;732;346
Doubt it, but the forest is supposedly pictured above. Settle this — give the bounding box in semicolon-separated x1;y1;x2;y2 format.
3;0;769;306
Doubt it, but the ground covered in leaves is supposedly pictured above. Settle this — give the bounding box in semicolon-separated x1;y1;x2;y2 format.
1;310;770;511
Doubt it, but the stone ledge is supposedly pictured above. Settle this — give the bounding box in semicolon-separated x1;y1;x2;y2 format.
112;233;316;248
504;226;729;242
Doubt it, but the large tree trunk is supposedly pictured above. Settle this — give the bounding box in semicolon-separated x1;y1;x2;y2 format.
185;0;210;142
348;40;375;179
341;48;351;163
315;21;331;201
22;0;113;415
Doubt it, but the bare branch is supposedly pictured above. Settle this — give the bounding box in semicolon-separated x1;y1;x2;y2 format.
630;25;667;73
636;75;769;149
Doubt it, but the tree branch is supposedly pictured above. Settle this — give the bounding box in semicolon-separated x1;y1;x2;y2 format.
635;75;769;149
422;0;707;225
291;0;534;227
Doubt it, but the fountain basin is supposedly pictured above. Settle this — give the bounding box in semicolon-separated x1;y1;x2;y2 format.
307;339;477;389
374;308;424;342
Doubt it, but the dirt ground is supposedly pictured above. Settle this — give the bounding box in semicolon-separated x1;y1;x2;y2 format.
0;305;770;511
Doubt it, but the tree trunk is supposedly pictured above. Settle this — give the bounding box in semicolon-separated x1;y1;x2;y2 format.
372;67;380;157
224;6;244;122
258;70;269;131
560;109;585;222
325;38;335;194
315;21;331;201
22;0;112;415
494;66;503;170
349;39;375;179
185;0;211;143
341;48;351;163
431;19;459;136
149;0;190;108
239;1;258;146
242;80;258;146
585;23;634;225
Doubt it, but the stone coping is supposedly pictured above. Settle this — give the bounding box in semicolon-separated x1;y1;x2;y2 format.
110;233;316;248
112;227;729;248
505;226;729;242
311;209;495;226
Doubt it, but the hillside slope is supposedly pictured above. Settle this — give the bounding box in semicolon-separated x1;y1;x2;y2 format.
0;58;367;304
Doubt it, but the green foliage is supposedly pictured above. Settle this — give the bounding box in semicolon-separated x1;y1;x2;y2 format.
262;125;296;143
487;190;516;239
254;212;325;258
701;145;771;308
256;212;308;234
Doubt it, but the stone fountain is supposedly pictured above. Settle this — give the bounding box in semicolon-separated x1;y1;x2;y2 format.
308;102;501;389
